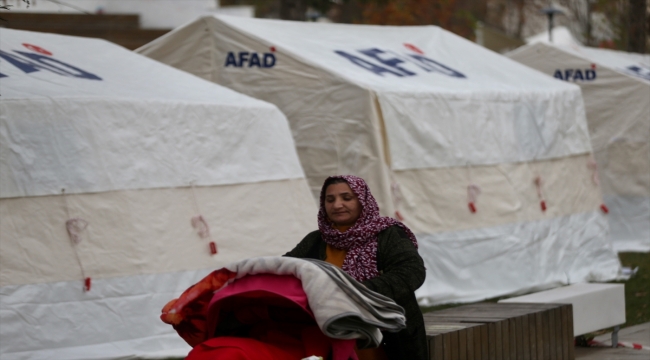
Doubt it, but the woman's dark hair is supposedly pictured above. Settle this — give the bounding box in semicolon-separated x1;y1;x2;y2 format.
323;177;348;192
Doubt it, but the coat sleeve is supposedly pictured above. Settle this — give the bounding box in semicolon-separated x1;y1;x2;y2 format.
362;226;425;301
283;230;323;259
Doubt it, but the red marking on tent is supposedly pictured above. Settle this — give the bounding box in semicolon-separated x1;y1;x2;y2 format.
84;277;92;292
270;46;276;52
600;204;609;214
22;43;52;56
591;63;596;69
468;202;477;213
209;241;218;255
540;200;547;212
395;210;404;221
404;43;424;54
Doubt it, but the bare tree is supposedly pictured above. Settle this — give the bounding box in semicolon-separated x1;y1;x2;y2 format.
628;0;647;52
1;0;30;21
484;0;645;50
279;0;306;20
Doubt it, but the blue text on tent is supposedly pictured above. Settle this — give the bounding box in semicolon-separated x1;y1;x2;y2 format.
0;50;102;80
553;69;596;82
225;51;276;68
624;65;650;81
334;48;466;78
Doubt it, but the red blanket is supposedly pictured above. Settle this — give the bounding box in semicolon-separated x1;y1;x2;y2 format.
161;268;237;346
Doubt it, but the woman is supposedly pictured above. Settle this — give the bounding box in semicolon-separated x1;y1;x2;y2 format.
285;175;427;360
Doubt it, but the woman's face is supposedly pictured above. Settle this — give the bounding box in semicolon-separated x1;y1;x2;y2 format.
324;182;362;227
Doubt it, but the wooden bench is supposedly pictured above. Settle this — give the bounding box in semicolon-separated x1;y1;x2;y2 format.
424;302;574;360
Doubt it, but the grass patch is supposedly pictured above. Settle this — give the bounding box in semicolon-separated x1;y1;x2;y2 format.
421;252;650;330
615;252;650;327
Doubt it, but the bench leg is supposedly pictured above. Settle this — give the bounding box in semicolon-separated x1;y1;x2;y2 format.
611;326;619;348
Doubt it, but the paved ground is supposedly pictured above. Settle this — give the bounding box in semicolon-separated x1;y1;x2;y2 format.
575;322;650;359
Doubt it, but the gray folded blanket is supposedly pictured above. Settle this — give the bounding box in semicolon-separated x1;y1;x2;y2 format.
224;256;406;348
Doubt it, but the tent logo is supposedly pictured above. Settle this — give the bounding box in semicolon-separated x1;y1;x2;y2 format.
224;47;276;68
403;43;424;54
624;65;650;81
0;43;102;80
553;67;597;82
334;43;466;78
22;43;52;56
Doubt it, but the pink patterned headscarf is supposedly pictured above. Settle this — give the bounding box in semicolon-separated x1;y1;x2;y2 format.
318;175;418;282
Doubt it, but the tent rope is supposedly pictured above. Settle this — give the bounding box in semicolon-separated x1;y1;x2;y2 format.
587;156;600;186
390;180;404;221
190;182;217;255
587;157;610;214
467;184;480;213
534;176;547;212
61;188;91;292
466;163;479;213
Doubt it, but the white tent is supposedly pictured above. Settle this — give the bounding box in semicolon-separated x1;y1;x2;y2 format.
0;29;316;359
138;16;621;305
508;39;650;252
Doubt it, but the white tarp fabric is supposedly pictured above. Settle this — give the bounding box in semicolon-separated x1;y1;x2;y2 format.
417;210;619;305
137;16;620;306
1;29;304;198
0;29;317;359
139;16;593;172
508;41;650;252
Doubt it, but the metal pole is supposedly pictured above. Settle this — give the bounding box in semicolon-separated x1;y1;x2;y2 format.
541;7;564;44
549;13;554;42
611;326;620;348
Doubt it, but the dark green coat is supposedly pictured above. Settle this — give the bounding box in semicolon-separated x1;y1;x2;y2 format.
285;225;428;360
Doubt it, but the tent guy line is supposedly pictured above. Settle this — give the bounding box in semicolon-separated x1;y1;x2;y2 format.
62;188;92;292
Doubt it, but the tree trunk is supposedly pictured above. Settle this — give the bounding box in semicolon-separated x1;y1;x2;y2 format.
514;0;525;38
280;0;306;21
628;0;648;53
